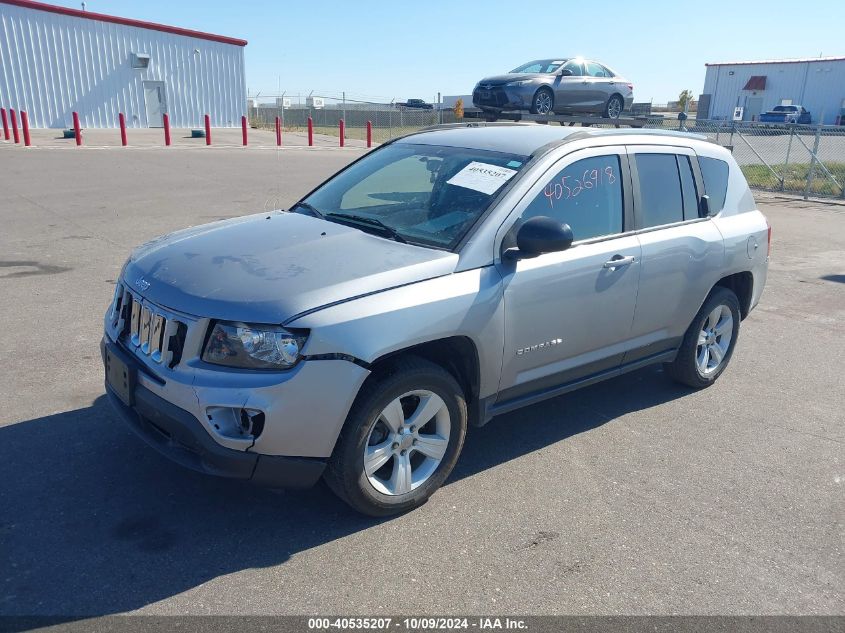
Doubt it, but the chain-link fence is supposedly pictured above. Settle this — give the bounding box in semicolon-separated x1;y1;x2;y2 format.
248;105;462;144
247;104;844;199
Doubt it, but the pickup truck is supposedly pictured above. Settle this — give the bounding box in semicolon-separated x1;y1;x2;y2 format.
103;125;769;516
759;105;811;124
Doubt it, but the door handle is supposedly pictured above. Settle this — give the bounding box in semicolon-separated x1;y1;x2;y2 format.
603;255;635;270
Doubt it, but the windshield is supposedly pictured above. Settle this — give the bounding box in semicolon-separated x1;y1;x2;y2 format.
302;143;529;250
773;106;797;112
510;59;567;74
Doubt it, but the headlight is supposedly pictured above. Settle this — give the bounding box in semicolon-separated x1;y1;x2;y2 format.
202;321;308;370
505;80;532;87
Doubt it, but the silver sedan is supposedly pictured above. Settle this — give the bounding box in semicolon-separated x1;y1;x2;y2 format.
472;58;634;118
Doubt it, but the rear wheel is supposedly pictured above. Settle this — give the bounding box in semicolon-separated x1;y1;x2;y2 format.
324;357;467;516
604;94;624;119
530;88;554;115
664;287;741;389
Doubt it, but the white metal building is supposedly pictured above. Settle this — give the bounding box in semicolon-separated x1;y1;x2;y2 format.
699;56;845;125
0;0;247;128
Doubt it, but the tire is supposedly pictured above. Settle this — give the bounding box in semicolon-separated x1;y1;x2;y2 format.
604;94;624;120
664;287;741;389
530;88;554;115
324;357;467;516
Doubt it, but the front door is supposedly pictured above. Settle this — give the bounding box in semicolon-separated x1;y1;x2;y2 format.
144;81;166;127
554;60;591;111
495;147;642;403
745;96;763;122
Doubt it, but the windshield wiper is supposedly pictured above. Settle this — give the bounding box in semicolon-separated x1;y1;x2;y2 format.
289;201;325;219
325;213;408;244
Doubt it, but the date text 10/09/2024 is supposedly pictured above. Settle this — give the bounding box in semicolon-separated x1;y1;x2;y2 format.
307;617;529;630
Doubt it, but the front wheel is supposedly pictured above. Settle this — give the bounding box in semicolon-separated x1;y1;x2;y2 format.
324;357;467;516
664;287;741;389
530;88;554;115
604;94;624;120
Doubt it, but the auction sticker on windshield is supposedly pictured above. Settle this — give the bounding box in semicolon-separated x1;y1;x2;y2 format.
447;162;517;195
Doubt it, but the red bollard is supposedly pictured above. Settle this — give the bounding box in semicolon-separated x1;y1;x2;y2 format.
307;116;313;146
204;114;211;145
241;115;248;146
275;116;282;146
1;108;9;141
118;112;127;146
339;119;345;147
21;111;31;146
10;109;20;144
72;111;82;146
163;113;171;146
366;120;372;148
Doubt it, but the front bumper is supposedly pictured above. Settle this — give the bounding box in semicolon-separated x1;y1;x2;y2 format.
102;339;327;487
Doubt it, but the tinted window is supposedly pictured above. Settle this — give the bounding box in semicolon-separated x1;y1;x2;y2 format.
635;154;684;227
678;155;700;220
698;156;729;214
560;60;583;76
522;155;623;240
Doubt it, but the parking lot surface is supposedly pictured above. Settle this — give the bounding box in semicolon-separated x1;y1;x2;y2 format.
0;143;842;616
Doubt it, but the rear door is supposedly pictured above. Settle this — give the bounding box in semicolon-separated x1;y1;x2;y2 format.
625;145;725;362
583;61;616;111
495;147;642;402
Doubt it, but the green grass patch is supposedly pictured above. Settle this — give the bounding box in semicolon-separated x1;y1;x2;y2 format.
741;162;845;196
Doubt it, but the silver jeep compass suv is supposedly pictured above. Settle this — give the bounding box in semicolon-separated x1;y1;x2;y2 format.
102;124;769;516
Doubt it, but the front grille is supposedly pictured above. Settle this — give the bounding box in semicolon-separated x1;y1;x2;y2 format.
109;283;187;368
473;87;509;107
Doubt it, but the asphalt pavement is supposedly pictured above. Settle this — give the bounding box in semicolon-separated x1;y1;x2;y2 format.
0;141;842;617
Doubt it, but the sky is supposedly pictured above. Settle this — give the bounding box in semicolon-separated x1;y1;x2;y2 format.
50;0;845;104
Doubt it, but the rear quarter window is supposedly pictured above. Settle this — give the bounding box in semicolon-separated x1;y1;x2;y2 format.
698;156;729;214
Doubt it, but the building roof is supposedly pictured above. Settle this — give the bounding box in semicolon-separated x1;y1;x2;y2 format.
0;0;247;46
706;56;844;67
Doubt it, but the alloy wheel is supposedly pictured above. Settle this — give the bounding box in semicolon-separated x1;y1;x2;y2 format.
696;305;733;375
363;390;451;496
607;96;623;119
534;91;553;115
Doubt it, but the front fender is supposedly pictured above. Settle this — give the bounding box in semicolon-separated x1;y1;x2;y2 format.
288;267;505;399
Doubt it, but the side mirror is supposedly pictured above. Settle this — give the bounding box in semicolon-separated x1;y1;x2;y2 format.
559;68;573;77
699;194;711;217
504;216;574;260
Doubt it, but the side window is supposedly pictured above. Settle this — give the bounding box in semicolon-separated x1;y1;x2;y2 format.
698;156;729;214
585;62;607;77
522;155;623;241
561;60;583;76
678;155;700;220
634;153;684;228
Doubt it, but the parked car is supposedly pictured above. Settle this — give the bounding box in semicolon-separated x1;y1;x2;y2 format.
398;98;433;110
103;125;769;516
759;105;811;124
473;58;634;118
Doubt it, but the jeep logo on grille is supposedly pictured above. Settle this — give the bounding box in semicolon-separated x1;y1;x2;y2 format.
134;276;151;292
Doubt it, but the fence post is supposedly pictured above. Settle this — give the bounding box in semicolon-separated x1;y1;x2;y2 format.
782;126;795;191
366;120;372;148
204;114;212;145
241;115;248;146
119;112;127;146
72;111;82;146
1;108;9;141
307;116;313;146
275;116;282;146
803;124;822;200
163;113;171;146
10;109;20;144
339;119;345;147
21;111;31;146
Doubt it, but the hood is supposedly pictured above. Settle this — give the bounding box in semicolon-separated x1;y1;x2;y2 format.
123;212;458;324
477;73;546;87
